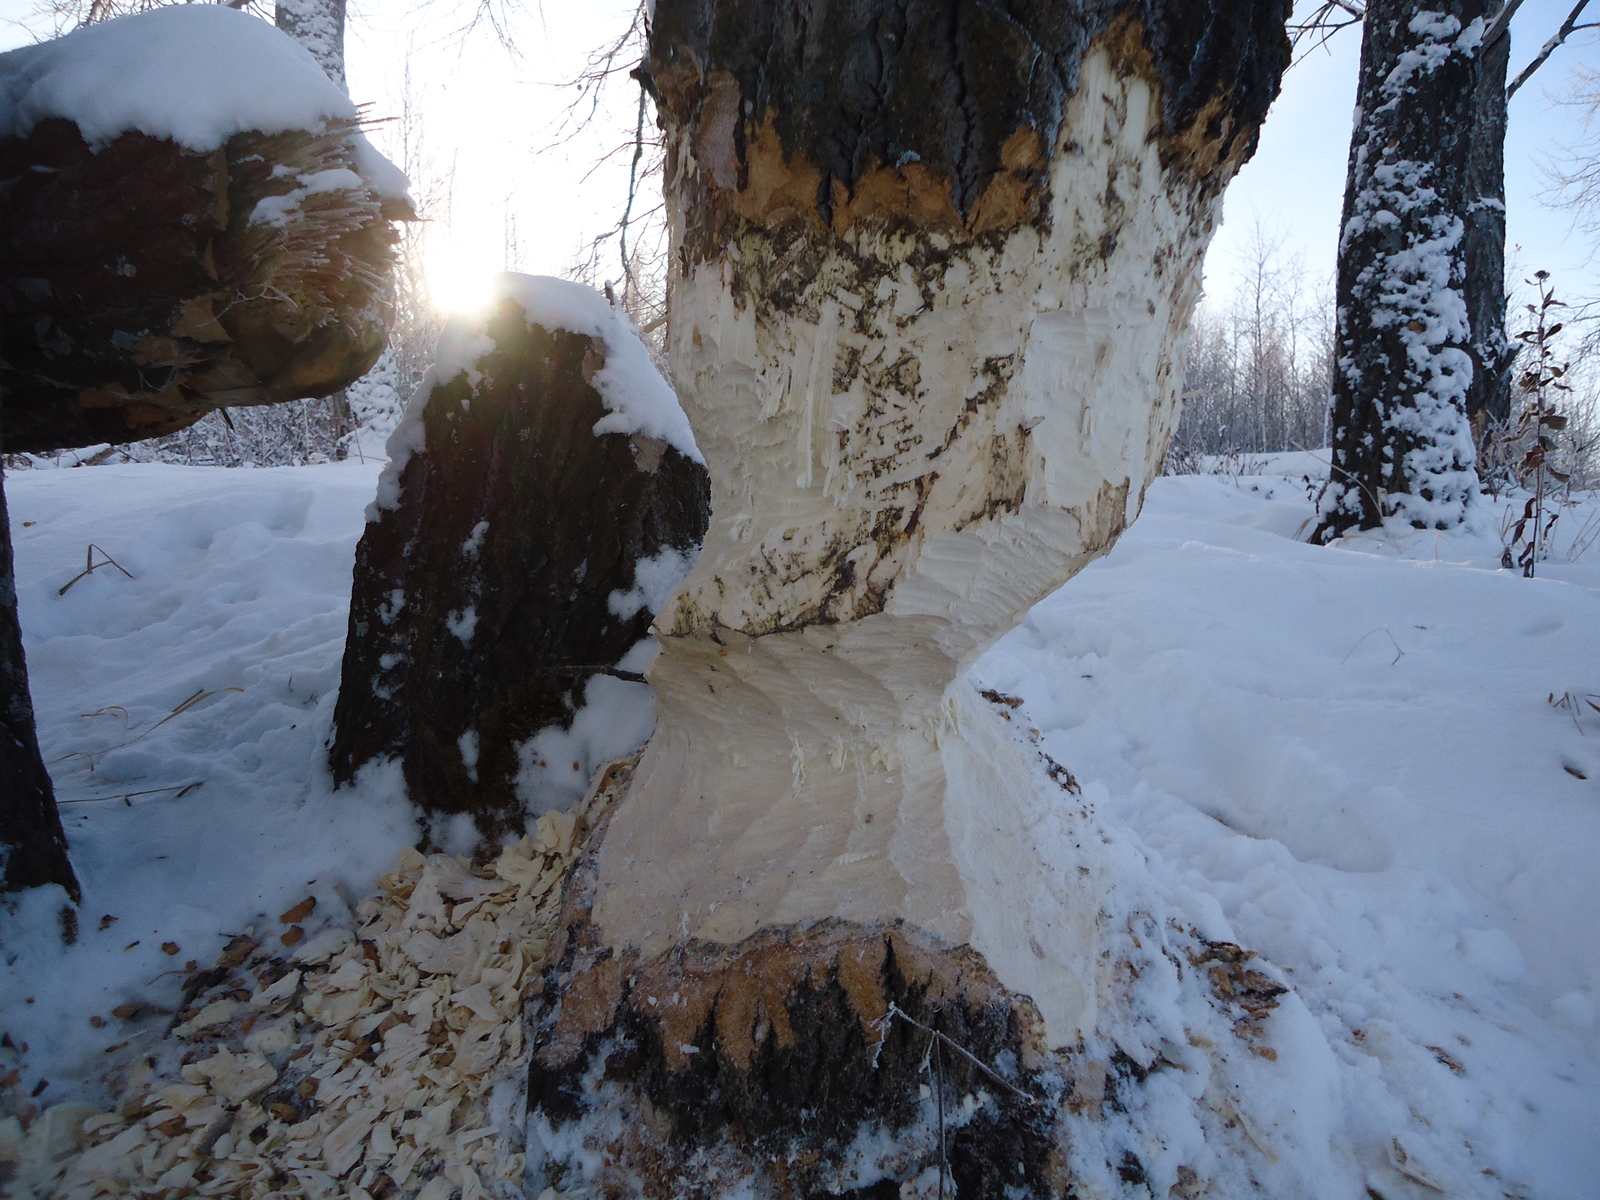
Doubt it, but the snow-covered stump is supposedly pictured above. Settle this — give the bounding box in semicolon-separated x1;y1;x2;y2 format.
1315;1;1494;541
0;439;78;903
528;3;1290;1195
0;8;410;454
330;276;709;840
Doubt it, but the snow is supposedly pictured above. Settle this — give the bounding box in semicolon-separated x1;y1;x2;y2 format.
606;546;698;620
0;460;418;1106
0;6;407;199
4;454;1598;1195
465;275;701;464
371;274;700;520
973;461;1600;1198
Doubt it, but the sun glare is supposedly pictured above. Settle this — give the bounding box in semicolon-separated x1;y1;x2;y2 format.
426;251;498;317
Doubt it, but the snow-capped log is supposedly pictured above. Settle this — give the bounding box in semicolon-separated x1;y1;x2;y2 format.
329;275;709;841
1316;1;1497;540
0;7;411;454
527;2;1290;1196
0;438;78;903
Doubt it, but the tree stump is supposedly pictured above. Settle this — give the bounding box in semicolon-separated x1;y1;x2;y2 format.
528;2;1291;1195
330;275;709;840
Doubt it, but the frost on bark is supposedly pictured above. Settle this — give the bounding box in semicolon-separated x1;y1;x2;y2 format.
276;0;347;94
0;117;407;453
1316;1;1494;541
527;2;1290;1195
330;279;709;841
0;433;79;902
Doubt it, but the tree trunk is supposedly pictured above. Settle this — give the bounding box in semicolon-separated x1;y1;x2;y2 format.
330;276;709;841
276;0;348;94
527;2;1291;1195
1316;0;1493;540
1465;18;1512;443
0;423;79;903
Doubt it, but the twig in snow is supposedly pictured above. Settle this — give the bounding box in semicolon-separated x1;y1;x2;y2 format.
57;544;135;594
1341;628;1405;666
58;782;204;806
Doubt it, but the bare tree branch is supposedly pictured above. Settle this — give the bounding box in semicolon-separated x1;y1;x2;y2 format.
1482;0;1527;51
1287;0;1364;57
1508;0;1596;98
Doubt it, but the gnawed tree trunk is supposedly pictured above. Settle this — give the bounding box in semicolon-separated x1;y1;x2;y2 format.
330;275;709;841
276;0;348;93
0;431;79;903
1316;0;1492;540
528;2;1290;1195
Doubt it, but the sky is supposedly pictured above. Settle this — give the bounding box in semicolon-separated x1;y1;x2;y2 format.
0;0;1597;317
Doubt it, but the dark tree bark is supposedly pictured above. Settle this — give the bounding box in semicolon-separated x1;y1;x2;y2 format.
0;421;79;902
1465;17;1513;441
0;115;407;453
329;285;709;841
527;2;1291;1195
1316;1;1494;540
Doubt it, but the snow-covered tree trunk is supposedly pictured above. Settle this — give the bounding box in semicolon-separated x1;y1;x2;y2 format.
527;2;1291;1195
0;440;79;903
1316;1;1493;540
275;0;347;94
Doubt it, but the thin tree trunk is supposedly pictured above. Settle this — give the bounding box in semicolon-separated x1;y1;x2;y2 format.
1317;0;1491;539
1466;13;1513;442
528;2;1291;1194
0;422;79;903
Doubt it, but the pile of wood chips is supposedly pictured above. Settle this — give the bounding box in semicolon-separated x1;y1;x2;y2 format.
6;808;585;1200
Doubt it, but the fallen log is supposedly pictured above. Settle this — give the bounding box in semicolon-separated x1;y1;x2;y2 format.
0;6;411;453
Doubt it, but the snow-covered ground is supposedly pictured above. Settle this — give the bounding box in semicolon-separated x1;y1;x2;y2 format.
4;453;1599;1197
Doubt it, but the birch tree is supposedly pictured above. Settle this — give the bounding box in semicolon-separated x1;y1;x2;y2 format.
526;1;1292;1193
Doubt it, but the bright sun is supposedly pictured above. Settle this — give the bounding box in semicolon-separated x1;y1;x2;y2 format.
425;244;499;316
